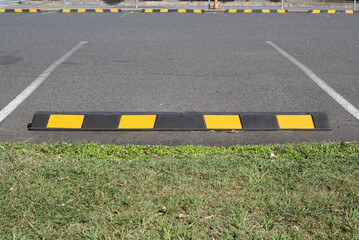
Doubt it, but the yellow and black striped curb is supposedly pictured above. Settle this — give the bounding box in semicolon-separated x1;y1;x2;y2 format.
310;9;355;14
0;9;41;13
28;112;331;131
0;9;356;14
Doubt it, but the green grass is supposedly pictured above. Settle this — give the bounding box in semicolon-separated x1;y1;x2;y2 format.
0;142;358;239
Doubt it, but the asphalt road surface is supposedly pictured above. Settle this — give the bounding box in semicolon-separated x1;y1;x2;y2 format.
0;12;358;145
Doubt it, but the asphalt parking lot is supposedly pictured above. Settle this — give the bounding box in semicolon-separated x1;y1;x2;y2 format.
0;12;358;145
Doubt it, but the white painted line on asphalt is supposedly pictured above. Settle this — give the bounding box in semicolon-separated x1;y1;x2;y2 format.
206;12;226;17
42;12;55;15
312;13;330;18
0;41;88;125
16;14;37;20
119;12;131;18
266;41;359;121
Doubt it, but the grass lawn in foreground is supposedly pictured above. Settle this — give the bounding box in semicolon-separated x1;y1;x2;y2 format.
0;142;358;239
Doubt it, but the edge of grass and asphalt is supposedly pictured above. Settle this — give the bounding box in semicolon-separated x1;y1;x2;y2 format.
1;141;358;239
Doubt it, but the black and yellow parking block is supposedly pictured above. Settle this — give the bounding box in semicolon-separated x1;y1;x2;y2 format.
141;9;202;13
225;9;287;13
311;9;354;14
28;112;330;131
0;9;40;13
59;9;123;13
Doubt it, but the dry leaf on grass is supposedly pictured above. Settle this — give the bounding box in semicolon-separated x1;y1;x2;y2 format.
57;199;73;207
249;225;258;231
200;215;214;222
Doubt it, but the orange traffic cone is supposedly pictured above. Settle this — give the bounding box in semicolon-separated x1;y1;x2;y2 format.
213;0;219;9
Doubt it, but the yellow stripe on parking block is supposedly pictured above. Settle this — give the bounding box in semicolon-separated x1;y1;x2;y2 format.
277;115;314;129
0;9;5;13
193;9;202;13
244;9;252;13
110;9;118;12
277;9;285;13
14;9;22;12
204;115;242;129
312;10;320;13
78;9;86;13
62;9;70;13
228;9;237;13
145;9;153;13
178;9;186;13
29;9;37;13
262;9;270;13
118;115;157;129
345;10;353;14
160;9;168;13
95;9;103;13
328;10;336;14
47;115;85;129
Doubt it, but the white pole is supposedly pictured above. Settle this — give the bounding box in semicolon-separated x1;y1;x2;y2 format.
354;0;356;11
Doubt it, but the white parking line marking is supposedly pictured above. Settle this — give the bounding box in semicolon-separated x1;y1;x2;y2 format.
16;14;37;20
266;41;359;121
119;12;131;18
0;41;88;124
312;13;330;18
206;12;226;17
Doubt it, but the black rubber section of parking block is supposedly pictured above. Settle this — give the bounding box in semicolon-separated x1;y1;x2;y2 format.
240;113;279;130
154;114;206;130
82;114;122;129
